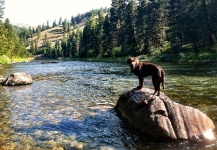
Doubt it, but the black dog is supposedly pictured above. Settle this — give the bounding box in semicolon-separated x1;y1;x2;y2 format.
127;57;165;96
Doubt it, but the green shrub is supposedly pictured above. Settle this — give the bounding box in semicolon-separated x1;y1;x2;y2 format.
87;49;95;57
0;55;11;64
103;47;121;58
110;47;121;57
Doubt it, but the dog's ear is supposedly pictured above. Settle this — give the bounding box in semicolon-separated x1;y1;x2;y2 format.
127;58;132;64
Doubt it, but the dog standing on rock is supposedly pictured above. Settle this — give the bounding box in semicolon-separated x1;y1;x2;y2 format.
127;57;165;96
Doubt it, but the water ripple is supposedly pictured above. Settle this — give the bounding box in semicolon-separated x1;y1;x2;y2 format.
0;61;217;149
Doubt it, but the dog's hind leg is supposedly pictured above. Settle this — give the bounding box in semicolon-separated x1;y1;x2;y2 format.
152;76;161;96
152;76;158;95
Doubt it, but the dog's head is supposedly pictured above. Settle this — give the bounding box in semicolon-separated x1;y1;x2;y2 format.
127;57;139;72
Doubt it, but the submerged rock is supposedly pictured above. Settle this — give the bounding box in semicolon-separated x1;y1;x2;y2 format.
0;77;5;84
1;72;32;86
115;88;216;142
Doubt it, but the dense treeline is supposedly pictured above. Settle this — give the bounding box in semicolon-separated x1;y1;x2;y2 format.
42;0;217;59
0;19;29;57
15;8;110;43
109;0;217;56
31;8;109;59
0;0;29;62
2;0;217;61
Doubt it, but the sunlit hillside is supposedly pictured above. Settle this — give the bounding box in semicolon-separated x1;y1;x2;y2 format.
27;25;85;49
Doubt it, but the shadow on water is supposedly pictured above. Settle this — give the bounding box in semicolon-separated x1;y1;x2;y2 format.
163;63;217;77
19;109;140;149
18;108;217;150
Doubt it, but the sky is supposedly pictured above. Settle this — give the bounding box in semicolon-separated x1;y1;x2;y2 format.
4;0;111;27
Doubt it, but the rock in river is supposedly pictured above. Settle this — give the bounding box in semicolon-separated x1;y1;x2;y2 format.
1;72;32;86
115;88;216;142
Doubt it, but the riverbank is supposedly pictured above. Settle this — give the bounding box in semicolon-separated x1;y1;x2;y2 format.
69;52;217;64
31;55;130;63
0;55;34;65
1;50;217;65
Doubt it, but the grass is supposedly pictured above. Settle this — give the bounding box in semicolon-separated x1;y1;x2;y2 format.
27;26;64;49
11;57;34;63
146;43;217;63
28;25;85;49
63;56;130;63
0;55;11;64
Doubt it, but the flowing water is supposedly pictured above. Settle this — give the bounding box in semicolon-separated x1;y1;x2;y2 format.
0;61;217;150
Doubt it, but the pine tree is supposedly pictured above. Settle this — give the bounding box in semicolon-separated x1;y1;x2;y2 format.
52;47;57;59
42;34;48;47
137;0;148;54
75;30;82;57
54;40;62;57
144;0;167;52
32;27;36;34
109;0;120;48
28;26;33;38
4;18;17;57
36;25;41;41
123;0;137;55
0;21;8;55
58;17;62;25
61;34;67;57
118;0;127;54
44;41;52;58
29;42;34;54
62;19;68;33
67;22;71;33
95;9;105;56
167;0;183;51
53;20;57;28
47;20;50;29
81;14;96;57
42;23;46;31
184;0;201;52
209;0;217;43
70;16;77;26
18;38;29;57
102;14;112;57
34;40;38;54
67;31;79;58
198;0;215;46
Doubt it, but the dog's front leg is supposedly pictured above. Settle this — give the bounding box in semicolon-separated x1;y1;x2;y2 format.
137;76;144;89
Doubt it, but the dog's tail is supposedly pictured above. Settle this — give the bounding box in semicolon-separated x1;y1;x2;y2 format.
161;70;165;90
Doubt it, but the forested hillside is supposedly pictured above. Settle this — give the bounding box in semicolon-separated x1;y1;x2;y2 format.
1;0;217;62
35;0;217;60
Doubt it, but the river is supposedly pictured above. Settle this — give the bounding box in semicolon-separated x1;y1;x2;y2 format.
0;61;217;149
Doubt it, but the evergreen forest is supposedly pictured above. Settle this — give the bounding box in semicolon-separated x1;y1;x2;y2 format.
0;0;29;63
1;0;217;63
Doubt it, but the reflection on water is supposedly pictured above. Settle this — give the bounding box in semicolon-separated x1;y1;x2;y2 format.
0;61;217;149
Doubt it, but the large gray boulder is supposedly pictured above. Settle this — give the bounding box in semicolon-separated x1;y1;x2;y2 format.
115;88;216;142
1;72;32;86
